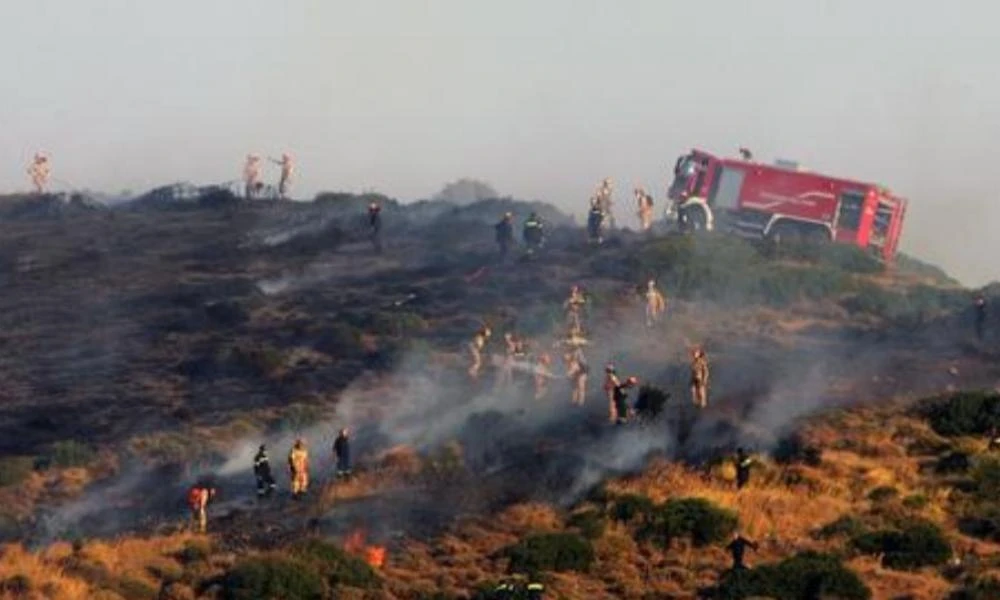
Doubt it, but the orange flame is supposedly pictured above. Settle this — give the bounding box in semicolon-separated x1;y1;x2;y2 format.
343;528;386;569
365;546;386;568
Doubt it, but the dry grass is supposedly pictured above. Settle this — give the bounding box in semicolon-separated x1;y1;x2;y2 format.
8;402;1000;599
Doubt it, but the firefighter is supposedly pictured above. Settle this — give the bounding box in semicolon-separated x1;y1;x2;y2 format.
636;188;654;232
726;531;759;570
186;483;215;533
603;364;622;423
734;447;753;490
564;348;588;406
334;428;351;478
564;285;586;331
596;177;614;228
690;348;710;409
975;294;987;341
368;202;383;253
613;376;639;425
468;326;491;379
534;353;553;400
586;197;605;245
243;154;262;200
27;152;51;194
253;444;277;497
522;212;544;253
288;439;309;498
269;153;294;199
644;279;666;327
497;332;519;389
495;212;515;259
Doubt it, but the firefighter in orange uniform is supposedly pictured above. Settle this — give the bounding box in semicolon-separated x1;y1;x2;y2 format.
289;439;309;498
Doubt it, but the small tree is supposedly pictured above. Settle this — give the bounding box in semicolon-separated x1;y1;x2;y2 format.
222;555;326;600
502;533;594;575
640;498;738;548
851;522;952;570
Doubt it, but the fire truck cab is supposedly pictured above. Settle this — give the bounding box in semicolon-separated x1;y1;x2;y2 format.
667;149;907;261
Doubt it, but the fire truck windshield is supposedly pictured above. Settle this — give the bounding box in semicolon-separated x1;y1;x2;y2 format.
670;155;699;198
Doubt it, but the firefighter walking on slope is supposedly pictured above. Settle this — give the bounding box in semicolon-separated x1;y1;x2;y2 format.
468;326;492;380
690;348;710;409
288;439;309;499
635;187;654;232
187;483;216;533
564;347;588;406
644;279;666;327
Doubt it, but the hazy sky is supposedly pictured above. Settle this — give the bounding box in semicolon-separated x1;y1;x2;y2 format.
1;1;997;284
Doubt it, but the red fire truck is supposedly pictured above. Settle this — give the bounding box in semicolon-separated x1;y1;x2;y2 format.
666;148;908;261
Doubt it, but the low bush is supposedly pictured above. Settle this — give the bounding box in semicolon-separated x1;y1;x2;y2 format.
502;532;594;575
851;521;952;570
0;456;35;487
176;540;211;565
949;577;1000;600
0;575;32;595
957;502;1000;542
714;551;871;600
815;516;866;540
936;451;972;474
969;457;1000;501
222;555;326;600
566;510;606;540
867;485;899;503
640;497;737;548
902;494;929;510
47;440;97;469
918;391;1000;437
610;494;655;524
290;538;380;589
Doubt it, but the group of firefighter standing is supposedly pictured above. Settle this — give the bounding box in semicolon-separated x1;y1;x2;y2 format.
466;280;707;424
493;177;661;258
186;428;352;534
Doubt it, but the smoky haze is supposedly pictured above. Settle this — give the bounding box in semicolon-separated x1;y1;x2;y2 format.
1;0;997;285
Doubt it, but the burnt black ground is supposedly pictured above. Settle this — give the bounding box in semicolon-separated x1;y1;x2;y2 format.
2;191;998;550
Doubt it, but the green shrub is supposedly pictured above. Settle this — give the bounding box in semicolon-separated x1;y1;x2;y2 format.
48;440;97;469
610;494;655;523
958;502;1000;542
0;574;33;595
815;516;866;540
851;521;952;570
290;538;380;589
640;498;738;548
902;494;929;510
116;577;158;600
222;555;326;600
937;451;972;474
969;457;1000;501
918;391;1000;437
176;540;211;565
229;342;285;377
714;551;871;600
867;486;899;503
502;532;594;575
566;510;606;540
0;456;35;487
949;577;1000;600
771;433;823;466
